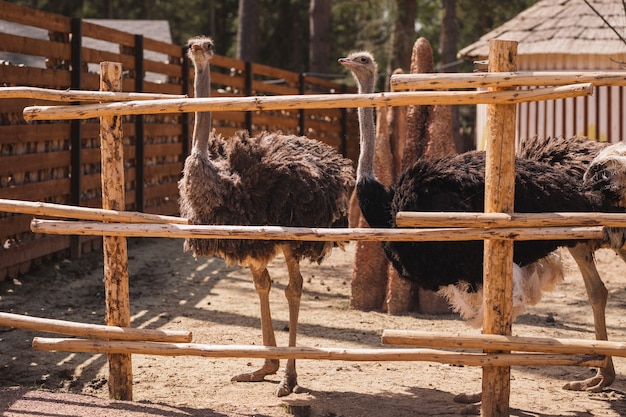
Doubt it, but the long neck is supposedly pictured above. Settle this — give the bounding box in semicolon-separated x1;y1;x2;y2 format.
356;77;376;183
192;63;212;152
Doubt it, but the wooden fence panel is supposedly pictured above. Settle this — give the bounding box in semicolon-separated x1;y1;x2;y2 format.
0;0;357;281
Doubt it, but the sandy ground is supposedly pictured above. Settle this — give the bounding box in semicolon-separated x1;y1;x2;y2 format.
2;237;626;416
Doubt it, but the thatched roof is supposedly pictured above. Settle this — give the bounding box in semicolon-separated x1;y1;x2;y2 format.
458;0;626;59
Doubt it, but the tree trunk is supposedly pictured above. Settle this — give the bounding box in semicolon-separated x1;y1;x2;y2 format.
236;0;260;62
441;0;463;152
386;0;417;81
309;0;331;74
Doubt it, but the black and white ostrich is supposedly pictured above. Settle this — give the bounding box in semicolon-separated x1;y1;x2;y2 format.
179;36;355;396
339;50;626;393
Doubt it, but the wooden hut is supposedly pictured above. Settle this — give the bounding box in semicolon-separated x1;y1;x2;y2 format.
458;0;626;148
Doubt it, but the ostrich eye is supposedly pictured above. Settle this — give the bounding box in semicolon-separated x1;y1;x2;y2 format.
360;57;369;63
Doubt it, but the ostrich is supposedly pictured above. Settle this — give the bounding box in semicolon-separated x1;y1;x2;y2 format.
180;36;355;396
339;51;626;394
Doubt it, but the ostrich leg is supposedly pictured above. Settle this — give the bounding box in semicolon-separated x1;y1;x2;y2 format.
231;263;280;383
564;242;615;392
276;246;303;396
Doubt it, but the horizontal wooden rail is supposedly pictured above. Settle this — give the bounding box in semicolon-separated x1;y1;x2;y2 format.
0;86;186;102
395;211;626;228
0;312;191;343
29;219;605;242
390;71;626;91
22;83;592;121
32;338;604;368
382;330;626;358
0;199;188;224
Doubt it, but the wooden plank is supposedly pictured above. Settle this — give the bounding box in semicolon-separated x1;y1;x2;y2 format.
0;179;70;201
0;123;71;145
82;47;134;69
0;2;70;32
0;213;32;240
0;65;72;89
81;21;136;47
251;62;300;84
144;183;179;201
252;81;299;96
142;37;182;58
144;143;182;158
0;33;70;61
211;54;245;71
145;201;179;217
0;235;70;270
0;151;70;177
142;59;182;78
144;163;182;178
143;123;183;136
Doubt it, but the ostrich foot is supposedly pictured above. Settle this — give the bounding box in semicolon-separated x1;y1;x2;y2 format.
275;372;298;397
563;367;615;393
454;392;481;415
231;359;279;383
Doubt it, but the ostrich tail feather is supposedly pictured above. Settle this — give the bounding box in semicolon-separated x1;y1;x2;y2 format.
438;252;564;327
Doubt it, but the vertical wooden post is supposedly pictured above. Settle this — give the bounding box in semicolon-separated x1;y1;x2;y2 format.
481;40;518;416
100;62;133;400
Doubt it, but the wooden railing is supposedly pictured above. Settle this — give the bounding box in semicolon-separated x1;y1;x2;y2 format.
0;1;357;280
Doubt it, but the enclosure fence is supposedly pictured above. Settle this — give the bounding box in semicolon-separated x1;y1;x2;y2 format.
3;39;626;417
0;0;356;280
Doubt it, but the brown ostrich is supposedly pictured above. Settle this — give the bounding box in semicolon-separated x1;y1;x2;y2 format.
339;50;626;402
179;36;355;396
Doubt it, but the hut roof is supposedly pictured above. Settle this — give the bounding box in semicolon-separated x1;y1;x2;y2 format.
458;0;626;59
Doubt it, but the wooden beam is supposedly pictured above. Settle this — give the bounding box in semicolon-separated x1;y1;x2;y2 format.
395;211;626;228
32;338;605;368
0;312;191;342
0;198;188;224
390;71;626;91
382;330;626;358
22;83;592;121
0;86;186;101
29;219;605;242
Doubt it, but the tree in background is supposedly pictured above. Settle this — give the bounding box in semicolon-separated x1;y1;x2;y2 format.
236;0;259;62
386;0;417;82
309;0;331;74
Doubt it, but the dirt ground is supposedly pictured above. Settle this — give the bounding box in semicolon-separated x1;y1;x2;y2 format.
1;237;626;416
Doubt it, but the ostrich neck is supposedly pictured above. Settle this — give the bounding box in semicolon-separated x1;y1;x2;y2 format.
192;64;212;151
356;81;376;182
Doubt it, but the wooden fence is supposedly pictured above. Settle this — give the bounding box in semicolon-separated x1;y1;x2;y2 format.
0;1;358;281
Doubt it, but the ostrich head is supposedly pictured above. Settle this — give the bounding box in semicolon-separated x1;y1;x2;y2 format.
187;36;215;68
338;51;378;94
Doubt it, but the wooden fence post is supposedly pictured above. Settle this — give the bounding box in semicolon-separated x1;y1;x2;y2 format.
99;62;133;400
134;34;145;213
482;39;518;416
69;17;82;259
